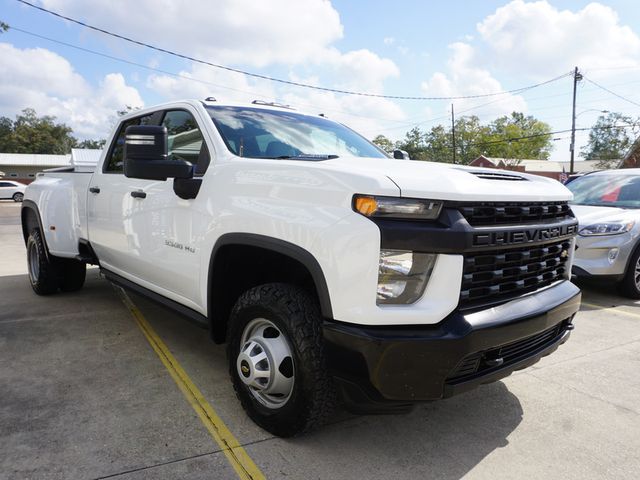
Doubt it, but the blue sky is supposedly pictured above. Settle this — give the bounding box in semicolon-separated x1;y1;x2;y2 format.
1;0;640;161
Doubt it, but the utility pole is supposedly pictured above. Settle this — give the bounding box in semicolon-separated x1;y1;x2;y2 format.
569;66;583;174
451;103;456;164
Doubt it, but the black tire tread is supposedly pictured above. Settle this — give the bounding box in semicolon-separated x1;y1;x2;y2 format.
618;246;640;299
26;229;60;295
227;283;337;437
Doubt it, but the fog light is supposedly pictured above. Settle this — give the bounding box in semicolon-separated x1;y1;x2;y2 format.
608;248;619;263
377;250;436;304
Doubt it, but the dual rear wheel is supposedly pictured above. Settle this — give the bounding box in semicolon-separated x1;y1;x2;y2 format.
26;229;86;295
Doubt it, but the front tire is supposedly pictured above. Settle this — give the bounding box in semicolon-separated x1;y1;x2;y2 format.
26;229;60;295
619;247;640;299
227;283;336;437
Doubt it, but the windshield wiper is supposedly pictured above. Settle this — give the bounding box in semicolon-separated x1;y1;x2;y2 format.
274;154;339;161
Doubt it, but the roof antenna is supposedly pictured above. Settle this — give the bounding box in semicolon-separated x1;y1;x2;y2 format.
204;96;217;102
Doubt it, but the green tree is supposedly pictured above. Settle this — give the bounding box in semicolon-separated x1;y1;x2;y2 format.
423;125;452;163
76;138;106;149
366;112;554;164
452;115;489;164
372;134;394;154
0;108;77;154
482;112;553;165
395;127;428;160
580;112;640;169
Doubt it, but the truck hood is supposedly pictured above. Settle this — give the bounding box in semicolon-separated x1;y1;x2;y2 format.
323;157;572;202
570;204;640;226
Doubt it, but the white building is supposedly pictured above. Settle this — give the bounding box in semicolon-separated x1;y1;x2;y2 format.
0;149;102;183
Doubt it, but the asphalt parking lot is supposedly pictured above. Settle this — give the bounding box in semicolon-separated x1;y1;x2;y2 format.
1;201;639;480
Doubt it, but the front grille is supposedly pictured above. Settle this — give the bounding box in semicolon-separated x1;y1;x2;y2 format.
446;321;567;382
460;239;571;309
453;201;573;226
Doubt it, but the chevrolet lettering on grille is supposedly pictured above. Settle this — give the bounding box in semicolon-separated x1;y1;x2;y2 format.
472;223;578;248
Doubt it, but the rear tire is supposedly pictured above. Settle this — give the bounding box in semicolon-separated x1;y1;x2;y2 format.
26;229;60;295
618;247;640;299
227;283;336;437
13;192;24;202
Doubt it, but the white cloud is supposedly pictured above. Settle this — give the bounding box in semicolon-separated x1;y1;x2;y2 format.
40;0;344;68
383;37;395;45
476;0;640;77
145;55;404;139
421;42;527;118
318;48;400;93
0;43;143;138
31;0;402;139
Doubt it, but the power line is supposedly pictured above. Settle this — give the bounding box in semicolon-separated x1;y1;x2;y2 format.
7;26;407;124
15;0;572;101
584;77;640;108
362;88;570;135
462;123;637;149
11;24;580;134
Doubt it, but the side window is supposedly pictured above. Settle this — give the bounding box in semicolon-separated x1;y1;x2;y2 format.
104;114;153;173
0;182;12;187
162;110;210;176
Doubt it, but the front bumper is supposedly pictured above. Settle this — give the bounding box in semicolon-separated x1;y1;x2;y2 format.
323;280;580;412
572;232;638;278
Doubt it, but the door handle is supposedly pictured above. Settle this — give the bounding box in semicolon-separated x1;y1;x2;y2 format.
89;187;100;194
130;191;147;199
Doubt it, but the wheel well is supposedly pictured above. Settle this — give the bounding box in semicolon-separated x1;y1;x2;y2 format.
21;206;40;244
623;239;640;276
208;242;330;343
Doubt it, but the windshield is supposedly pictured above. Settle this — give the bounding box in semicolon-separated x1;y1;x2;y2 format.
566;173;640;209
206;106;387;160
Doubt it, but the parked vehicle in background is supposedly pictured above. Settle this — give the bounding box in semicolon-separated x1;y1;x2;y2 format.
567;169;640;298
0;180;26;202
21;99;581;436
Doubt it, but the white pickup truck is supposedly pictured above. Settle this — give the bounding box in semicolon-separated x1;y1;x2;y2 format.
22;99;581;436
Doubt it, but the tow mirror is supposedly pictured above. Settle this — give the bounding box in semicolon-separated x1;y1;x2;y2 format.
124;125;193;181
393;149;410;160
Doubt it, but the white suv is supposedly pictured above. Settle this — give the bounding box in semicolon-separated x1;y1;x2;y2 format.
0;180;26;202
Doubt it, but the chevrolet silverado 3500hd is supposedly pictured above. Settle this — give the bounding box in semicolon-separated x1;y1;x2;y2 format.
22;99;581;436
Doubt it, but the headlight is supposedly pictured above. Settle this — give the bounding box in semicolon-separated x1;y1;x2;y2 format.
579;221;635;236
354;195;443;220
377;250;436;304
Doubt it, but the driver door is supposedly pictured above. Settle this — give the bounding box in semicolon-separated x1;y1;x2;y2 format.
88;107;211;312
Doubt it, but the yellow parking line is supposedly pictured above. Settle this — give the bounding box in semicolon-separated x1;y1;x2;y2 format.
581;301;640;319
118;290;266;480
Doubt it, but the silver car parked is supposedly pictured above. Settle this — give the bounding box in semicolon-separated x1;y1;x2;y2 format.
567;169;640;298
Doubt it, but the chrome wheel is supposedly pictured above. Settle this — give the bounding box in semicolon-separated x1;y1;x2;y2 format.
28;242;40;283
13;192;23;202
237;318;295;409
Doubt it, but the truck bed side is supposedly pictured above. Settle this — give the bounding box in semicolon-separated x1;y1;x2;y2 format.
24;170;93;257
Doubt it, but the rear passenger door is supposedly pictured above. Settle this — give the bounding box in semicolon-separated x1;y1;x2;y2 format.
88;106;212;313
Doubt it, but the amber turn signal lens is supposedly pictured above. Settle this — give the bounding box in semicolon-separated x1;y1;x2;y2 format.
354;196;378;216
